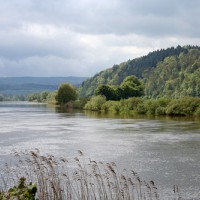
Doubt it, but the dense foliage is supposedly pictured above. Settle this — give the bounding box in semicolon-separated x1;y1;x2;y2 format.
84;95;107;111
95;75;144;100
95;85;117;100
28;91;57;104
56;83;77;105
28;91;50;102
84;96;200;117
120;75;144;98
0;177;37;200
79;45;200;98
144;48;200;98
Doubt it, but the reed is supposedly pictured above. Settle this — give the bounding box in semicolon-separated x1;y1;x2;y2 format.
0;150;182;200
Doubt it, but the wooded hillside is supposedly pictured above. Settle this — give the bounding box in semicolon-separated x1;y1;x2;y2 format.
79;45;200;98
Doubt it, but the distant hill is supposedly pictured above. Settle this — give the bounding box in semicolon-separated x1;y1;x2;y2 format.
0;77;88;96
79;45;200;98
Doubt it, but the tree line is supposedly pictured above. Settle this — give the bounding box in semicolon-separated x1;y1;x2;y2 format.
26;45;200;117
79;45;200;97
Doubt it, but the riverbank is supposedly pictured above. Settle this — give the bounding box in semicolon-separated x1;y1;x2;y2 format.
83;96;200;117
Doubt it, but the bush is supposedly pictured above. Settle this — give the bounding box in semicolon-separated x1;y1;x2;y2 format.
28;91;50;103
46;91;57;104
0;177;37;200
126;97;144;111
83;96;200;117
135;102;148;114
155;106;166;115
101;101;121;113
101;101;114;112
110;101;121;113
166;97;200;116
194;106;200;117
84;95;106;111
72;97;90;109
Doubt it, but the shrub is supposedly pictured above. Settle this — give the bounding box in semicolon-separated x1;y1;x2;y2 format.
83;95;200;117
110;101;121;113
72;97;90;109
120;97;144;113
155;106;166;115
194;106;200;117
101;101;121;113
84;95;106;111
135;102;148;114
166;97;200;116
0;177;37;200
101;101;114;112
46;91;57;104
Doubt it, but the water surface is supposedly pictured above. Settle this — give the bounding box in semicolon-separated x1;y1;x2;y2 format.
0;101;200;199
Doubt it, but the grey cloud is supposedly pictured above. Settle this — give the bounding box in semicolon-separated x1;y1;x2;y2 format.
1;0;199;37
0;0;200;77
0;27;86;60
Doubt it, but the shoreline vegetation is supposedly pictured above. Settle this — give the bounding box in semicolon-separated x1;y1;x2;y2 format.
26;92;200;118
82;96;200;118
0;150;184;200
26;82;200;118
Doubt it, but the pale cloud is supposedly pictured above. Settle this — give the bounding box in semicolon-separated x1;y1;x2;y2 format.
20;23;58;39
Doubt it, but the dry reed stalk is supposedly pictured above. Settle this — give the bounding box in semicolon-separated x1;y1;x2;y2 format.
0;150;186;200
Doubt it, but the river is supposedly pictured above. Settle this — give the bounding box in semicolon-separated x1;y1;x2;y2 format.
0;101;200;199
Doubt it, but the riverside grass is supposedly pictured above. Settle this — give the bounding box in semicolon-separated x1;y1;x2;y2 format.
0;150;182;200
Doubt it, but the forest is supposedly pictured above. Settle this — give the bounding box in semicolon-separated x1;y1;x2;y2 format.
79;45;200;98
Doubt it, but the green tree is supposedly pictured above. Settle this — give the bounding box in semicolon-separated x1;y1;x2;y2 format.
95;85;117;100
56;83;77;105
120;75;144;98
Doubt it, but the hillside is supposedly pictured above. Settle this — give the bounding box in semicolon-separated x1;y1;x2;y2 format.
0;77;88;96
144;48;200;98
79;45;200;98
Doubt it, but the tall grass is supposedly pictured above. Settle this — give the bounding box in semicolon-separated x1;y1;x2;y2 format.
0;150;182;200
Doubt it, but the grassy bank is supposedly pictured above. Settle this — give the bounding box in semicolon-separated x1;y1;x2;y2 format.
0;151;183;200
84;96;200;117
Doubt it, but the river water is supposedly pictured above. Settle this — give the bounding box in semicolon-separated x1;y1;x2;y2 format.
0;101;200;199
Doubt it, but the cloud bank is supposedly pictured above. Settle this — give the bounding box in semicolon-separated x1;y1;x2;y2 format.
0;0;199;77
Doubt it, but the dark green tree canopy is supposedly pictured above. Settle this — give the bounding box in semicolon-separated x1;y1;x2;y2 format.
94;85;117;100
95;75;144;100
120;75;144;98
56;83;77;105
79;45;200;97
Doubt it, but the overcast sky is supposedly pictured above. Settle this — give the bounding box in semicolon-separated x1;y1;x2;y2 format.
0;0;199;77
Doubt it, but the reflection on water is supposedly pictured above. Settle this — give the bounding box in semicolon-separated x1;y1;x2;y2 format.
0;102;200;199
